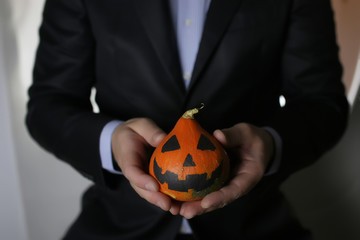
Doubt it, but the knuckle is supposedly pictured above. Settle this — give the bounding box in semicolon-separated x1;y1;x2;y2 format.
121;167;131;180
220;202;227;208
233;191;241;200
125;118;138;125
126;117;149;128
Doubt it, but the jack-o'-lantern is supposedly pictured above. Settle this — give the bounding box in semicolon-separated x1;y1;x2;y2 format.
149;105;230;201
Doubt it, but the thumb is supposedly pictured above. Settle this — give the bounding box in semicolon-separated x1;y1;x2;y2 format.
213;123;249;148
213;129;228;146
127;118;166;147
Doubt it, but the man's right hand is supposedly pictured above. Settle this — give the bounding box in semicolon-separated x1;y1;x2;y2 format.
111;118;180;213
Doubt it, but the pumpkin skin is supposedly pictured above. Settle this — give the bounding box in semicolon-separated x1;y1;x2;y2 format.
149;106;230;201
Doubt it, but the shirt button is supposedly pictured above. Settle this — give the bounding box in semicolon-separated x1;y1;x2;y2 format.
185;19;193;26
183;72;191;81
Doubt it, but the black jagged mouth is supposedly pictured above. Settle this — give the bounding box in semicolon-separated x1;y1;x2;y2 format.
153;158;223;192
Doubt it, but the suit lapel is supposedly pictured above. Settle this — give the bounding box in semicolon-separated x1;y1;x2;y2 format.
189;0;243;90
134;0;243;95
134;0;185;93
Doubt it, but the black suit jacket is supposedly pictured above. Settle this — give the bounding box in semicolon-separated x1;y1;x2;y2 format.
26;0;349;239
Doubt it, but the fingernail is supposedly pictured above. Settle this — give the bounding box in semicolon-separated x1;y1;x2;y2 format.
201;200;212;209
180;209;194;219
169;207;176;215
213;129;226;144
154;132;165;144
184;212;195;219
145;183;156;192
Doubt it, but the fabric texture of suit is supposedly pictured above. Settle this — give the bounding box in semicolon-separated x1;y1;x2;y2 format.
26;0;349;239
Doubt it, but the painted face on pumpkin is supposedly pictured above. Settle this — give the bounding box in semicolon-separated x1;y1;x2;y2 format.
150;129;229;201
153;134;224;192
149;106;230;201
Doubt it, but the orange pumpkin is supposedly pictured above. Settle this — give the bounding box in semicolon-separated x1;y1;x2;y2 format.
149;105;230;201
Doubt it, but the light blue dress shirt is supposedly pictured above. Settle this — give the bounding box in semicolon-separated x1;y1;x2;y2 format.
170;0;211;88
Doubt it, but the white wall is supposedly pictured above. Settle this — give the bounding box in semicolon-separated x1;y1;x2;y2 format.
0;5;28;238
0;0;91;239
0;0;359;239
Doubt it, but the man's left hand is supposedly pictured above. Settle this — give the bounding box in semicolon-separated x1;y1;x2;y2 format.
177;123;274;219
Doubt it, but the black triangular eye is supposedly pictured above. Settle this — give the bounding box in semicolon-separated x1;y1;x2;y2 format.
161;135;180;152
197;134;216;151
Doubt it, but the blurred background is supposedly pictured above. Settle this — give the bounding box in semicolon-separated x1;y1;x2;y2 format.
0;0;359;239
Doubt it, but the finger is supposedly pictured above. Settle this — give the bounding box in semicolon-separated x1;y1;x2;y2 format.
213;129;227;146
115;129;159;191
180;201;205;219
169;201;182;215
201;171;260;210
131;183;172;211
213;127;244;148
124;164;160;192
119;146;159;192
213;124;249;148
126;118;166;147
215;124;268;165
180;171;262;218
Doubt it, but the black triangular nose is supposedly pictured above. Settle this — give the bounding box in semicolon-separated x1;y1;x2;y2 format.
183;154;196;167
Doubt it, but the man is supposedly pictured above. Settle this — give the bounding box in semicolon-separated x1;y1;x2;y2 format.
26;0;349;239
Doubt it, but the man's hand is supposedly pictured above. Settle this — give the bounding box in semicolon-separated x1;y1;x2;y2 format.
179;123;274;219
111;118;176;211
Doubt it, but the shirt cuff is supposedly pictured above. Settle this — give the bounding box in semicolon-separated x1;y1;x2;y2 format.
99;120;123;174
262;127;282;176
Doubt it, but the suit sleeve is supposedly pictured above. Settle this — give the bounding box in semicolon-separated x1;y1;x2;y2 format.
26;0;115;186
267;0;349;177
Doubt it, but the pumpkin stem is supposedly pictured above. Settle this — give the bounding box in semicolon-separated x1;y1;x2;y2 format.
182;103;205;119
